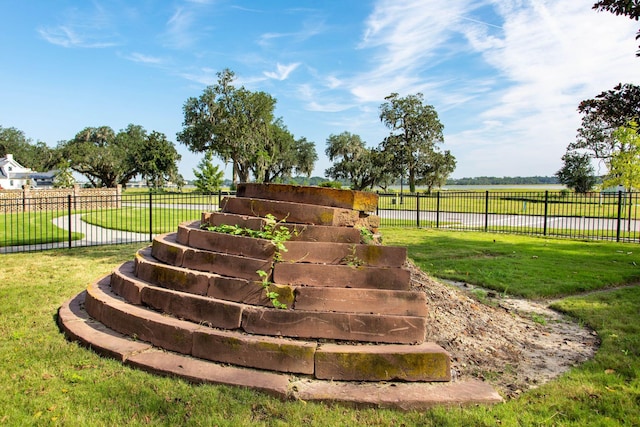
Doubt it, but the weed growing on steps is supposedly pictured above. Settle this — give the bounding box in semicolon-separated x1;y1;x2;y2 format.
202;214;291;308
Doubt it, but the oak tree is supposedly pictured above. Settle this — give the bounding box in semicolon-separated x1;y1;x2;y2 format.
379;93;454;192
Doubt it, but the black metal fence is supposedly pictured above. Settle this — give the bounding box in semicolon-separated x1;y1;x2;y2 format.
377;190;640;242
1;189;638;253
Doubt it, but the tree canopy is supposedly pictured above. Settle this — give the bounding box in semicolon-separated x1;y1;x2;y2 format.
192;151;224;193
555;151;597;193
58;125;181;188
603;122;640;190
177;68;316;185
569;83;640;161
0;126;60;171
324;132;394;191
379;92;454;192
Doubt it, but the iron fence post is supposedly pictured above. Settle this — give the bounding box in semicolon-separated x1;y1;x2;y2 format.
616;190;623;242
68;194;72;248
416;193;420;227
149;191;153;242
484;191;489;232
436;192;440;228
543;190;549;236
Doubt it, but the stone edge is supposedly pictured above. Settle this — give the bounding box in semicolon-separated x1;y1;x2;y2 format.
58;291;503;410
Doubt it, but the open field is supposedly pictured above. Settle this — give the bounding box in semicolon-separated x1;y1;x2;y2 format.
0;230;638;425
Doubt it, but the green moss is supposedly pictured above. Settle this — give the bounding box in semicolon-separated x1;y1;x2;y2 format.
318;352;450;381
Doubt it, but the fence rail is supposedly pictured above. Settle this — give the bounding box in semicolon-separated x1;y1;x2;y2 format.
1;189;638;253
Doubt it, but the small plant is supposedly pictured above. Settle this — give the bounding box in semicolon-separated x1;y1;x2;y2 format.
341;245;365;267
531;313;547;325
358;227;375;244
256;269;287;309
203;214;291;308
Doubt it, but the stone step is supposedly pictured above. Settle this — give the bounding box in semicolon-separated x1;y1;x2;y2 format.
151;233;273;282
315;343;450;382
134;247;277;307
110;262;426;344
221;196;372;228
81;278;435;372
111;262;246;330
59;291;503;409
85;275;317;374
176;224;277;261
294;287;428;317
136;246;425;316
236;182;378;212
281;240;407;267
200;213;362;243
241;306;426;344
179;220;405;267
273;262;411;291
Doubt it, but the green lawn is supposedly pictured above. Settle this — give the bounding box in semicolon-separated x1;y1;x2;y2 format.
0;231;638;425
0;211;83;246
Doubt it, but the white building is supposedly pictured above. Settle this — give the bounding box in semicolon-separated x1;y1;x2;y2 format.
0;154;56;189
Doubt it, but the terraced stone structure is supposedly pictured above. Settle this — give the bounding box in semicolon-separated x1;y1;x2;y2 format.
58;183;501;409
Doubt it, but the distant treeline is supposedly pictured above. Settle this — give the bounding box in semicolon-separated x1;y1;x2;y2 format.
445;176;560;185
219;175;574;188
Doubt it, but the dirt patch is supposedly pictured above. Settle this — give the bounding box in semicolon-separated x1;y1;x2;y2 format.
408;261;600;398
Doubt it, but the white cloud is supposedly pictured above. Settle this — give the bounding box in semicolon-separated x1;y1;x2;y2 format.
126;52;165;64
264;62;301;80
340;0;640;177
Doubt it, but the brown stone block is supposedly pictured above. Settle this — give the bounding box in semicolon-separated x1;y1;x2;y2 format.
151;233;185;266
58;292;154;362
192;328;316;374
140;285;243;330
221;197;360;227
292;379;502;410
83;276;111;322
273;263;411;290
314;342;450;381
85;279;196;354
110;262;143;304
202;212;362;243
282;241;406;267
236;183;378;212
176;220;198;245
241;307;426;344
294;287;428;317
135;248;210;296
182;248;273;281
202;212;267;231
208;275;271;306
125;350;292;399
187;228;276;260
285;223;361;243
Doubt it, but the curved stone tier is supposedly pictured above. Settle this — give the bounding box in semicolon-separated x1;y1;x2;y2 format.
58;183;502;409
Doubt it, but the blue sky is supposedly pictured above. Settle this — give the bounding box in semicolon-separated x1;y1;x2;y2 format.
1;0;638;181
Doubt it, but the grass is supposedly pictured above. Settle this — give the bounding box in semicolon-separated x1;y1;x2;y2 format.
0;231;639;425
382;228;640;298
0;211;83;247
82;208;203;234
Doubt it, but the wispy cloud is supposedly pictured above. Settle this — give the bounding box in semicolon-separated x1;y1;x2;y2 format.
163;7;197;49
125;52;165;65
37;3;120;48
257;19;326;47
264;62;301;80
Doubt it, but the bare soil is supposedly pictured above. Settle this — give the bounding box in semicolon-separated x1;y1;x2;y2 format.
408;262;600;399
